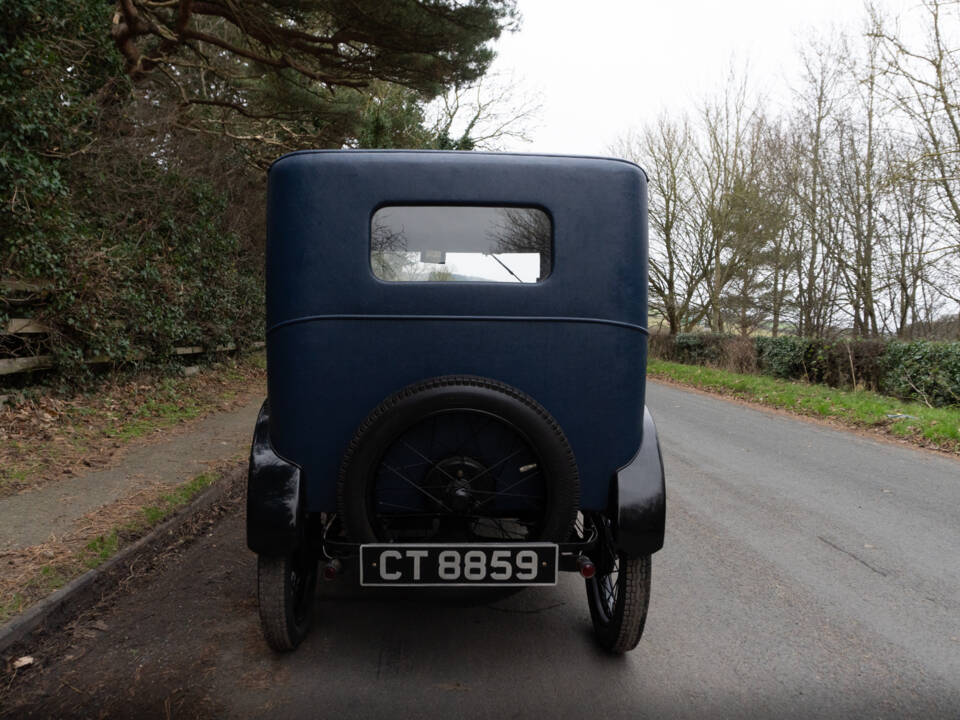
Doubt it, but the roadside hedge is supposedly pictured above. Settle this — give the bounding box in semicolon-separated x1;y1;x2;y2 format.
667;333;729;366
649;333;960;408
755;336;887;390
881;341;960;407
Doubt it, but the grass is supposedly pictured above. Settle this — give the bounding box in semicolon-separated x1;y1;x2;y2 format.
138;472;217;527
0;467;29;491
0;593;26;622
105;399;202;439
648;358;960;453
37;565;70;590
82;532;121;569
79;472;220;571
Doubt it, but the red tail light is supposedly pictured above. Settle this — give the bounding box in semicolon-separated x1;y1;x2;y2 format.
577;555;596;579
322;559;342;581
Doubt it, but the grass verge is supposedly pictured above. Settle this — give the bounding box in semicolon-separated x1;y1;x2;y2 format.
0;470;224;625
78;472;218;570
648;359;960;454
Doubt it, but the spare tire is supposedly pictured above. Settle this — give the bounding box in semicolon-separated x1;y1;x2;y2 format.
338;376;579;544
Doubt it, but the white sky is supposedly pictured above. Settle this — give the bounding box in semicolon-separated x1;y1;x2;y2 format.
489;0;893;156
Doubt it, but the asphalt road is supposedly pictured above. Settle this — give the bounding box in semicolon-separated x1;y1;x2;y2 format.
4;381;959;719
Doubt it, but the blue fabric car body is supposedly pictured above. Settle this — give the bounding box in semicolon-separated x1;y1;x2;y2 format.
248;149;664;558
247;150;667;654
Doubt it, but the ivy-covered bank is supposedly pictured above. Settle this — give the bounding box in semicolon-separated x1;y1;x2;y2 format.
649;333;960;408
2;0;521;389
1;1;263;385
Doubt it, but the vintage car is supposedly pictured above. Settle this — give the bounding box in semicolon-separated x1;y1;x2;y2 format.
247;150;666;654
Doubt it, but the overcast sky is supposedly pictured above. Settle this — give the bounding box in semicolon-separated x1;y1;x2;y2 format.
488;0;894;156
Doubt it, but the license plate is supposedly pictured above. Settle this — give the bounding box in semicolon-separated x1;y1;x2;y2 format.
359;543;558;587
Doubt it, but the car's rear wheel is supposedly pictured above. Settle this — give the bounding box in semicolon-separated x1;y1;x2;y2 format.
585;514;651;653
257;548;318;651
338;376;579;544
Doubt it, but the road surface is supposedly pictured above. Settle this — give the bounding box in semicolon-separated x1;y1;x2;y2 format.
4;381;959;719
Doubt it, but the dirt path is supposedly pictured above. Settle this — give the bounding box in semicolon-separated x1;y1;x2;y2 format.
0;471;251;719
0;396;261;552
0;369;265;625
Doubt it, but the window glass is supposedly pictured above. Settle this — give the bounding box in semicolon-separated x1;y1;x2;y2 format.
371;206;551;283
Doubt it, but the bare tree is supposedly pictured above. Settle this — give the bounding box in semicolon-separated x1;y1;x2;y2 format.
692;70;770;333
615;5;960;341
760;121;801;336
829;31;885;337
721;131;791;337
789;36;847;337
613;117;708;334
871;0;960;333
871;1;960;234
427;73;542;150
877;141;937;336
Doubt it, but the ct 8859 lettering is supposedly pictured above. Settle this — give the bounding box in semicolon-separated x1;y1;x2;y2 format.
359;543;559;587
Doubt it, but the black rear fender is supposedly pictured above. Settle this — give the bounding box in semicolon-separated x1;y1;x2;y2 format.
247;400;303;555
609;406;665;556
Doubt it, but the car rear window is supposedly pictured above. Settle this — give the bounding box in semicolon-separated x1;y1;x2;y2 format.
371;206;552;283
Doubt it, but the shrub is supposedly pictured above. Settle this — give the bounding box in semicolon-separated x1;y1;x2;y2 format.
827;339;886;390
671;333;729;366
755;337;887;390
881;341;960;407
647;333;675;362
653;332;960;407
755;336;810;379
721;336;758;374
649;333;758;374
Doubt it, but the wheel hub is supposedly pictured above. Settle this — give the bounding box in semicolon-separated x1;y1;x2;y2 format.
427;456;486;513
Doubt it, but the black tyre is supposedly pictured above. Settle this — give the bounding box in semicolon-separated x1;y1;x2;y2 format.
338;375;579;544
586;514;651;653
257;548;318;651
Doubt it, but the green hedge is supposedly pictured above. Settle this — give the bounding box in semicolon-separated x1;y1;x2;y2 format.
881;341;960;407
754;336;810;379
671;333;729;365
649;333;960;408
755;336;887;389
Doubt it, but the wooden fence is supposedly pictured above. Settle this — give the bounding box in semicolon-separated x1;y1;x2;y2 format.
0;279;263;378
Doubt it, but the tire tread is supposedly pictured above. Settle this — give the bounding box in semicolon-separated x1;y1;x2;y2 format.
588;552;651;653
258;554;312;651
